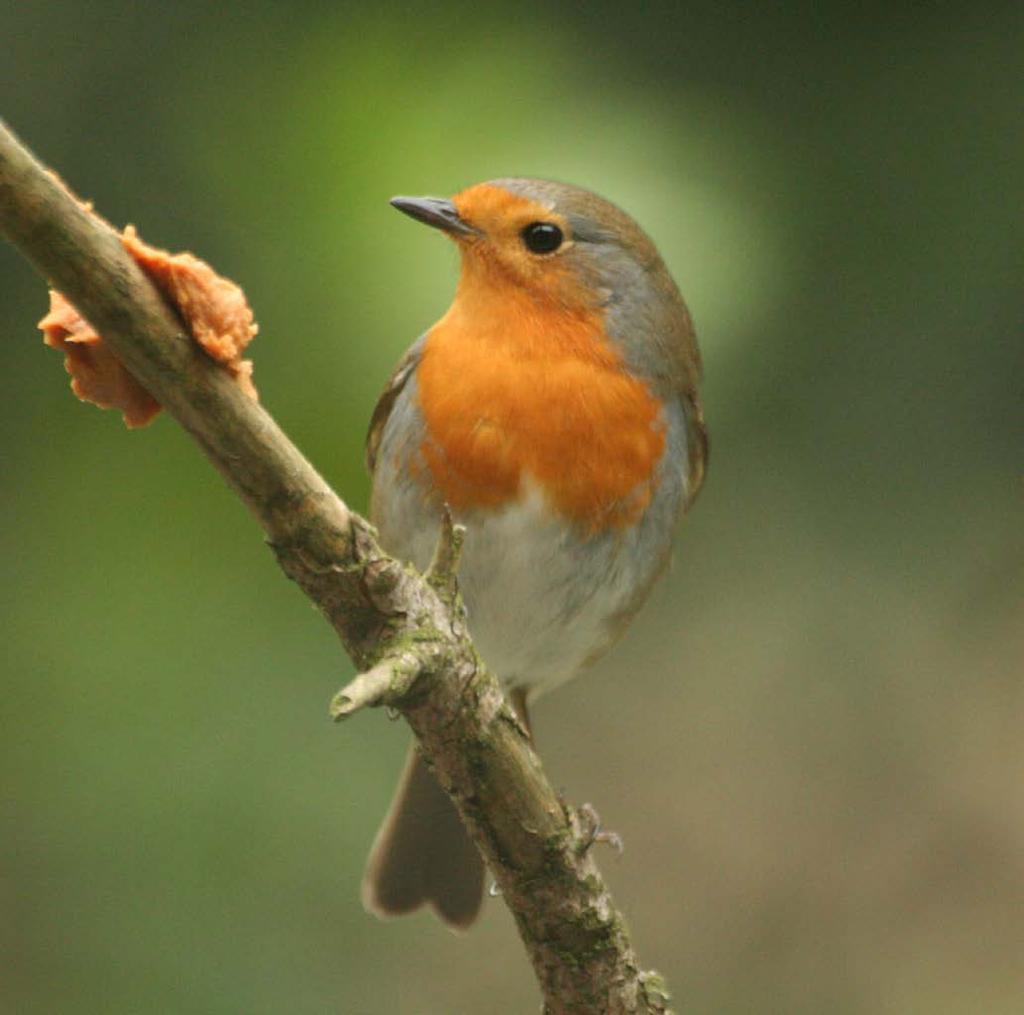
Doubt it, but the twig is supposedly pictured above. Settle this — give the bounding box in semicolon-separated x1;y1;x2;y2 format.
0;117;673;1015
426;503;466;601
330;652;422;720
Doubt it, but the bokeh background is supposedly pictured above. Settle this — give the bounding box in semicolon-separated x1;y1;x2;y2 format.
2;3;1021;1012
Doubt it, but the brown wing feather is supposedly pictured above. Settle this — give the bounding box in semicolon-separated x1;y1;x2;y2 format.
645;247;707;511
664;306;708;511
365;340;423;474
682;392;708;508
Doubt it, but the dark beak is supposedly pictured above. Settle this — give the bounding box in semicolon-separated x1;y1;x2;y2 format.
390;196;477;236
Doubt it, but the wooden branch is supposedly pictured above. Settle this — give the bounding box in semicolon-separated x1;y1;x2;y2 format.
0;118;673;1015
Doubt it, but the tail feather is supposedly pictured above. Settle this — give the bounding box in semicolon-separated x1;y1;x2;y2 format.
362;746;485;930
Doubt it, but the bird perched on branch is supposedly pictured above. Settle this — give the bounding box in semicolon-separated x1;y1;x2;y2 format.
363;178;707;929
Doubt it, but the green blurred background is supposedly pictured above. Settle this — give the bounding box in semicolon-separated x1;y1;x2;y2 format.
2;3;1021;1012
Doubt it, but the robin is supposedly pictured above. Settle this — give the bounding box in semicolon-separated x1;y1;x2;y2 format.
362;178;707;929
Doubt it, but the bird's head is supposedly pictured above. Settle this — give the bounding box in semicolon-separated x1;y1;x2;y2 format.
391;178;678;316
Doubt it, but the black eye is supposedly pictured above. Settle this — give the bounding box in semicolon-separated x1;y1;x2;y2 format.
521;221;564;254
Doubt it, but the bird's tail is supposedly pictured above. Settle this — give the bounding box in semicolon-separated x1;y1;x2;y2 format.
361;745;485;930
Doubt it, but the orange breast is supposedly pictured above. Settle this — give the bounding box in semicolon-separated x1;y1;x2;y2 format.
415;285;666;531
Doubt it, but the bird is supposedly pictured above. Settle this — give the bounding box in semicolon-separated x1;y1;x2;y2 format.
362;177;707;930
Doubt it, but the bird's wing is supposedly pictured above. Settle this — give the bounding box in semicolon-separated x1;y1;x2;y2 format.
681;390;708;510
661;285;707;511
365;335;425;474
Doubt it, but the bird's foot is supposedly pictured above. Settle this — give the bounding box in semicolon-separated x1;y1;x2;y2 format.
575;802;625;856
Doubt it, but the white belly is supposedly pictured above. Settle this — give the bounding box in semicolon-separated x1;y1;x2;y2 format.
375;478;674;696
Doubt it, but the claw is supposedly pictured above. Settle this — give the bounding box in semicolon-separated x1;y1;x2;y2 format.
577;802;625;856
